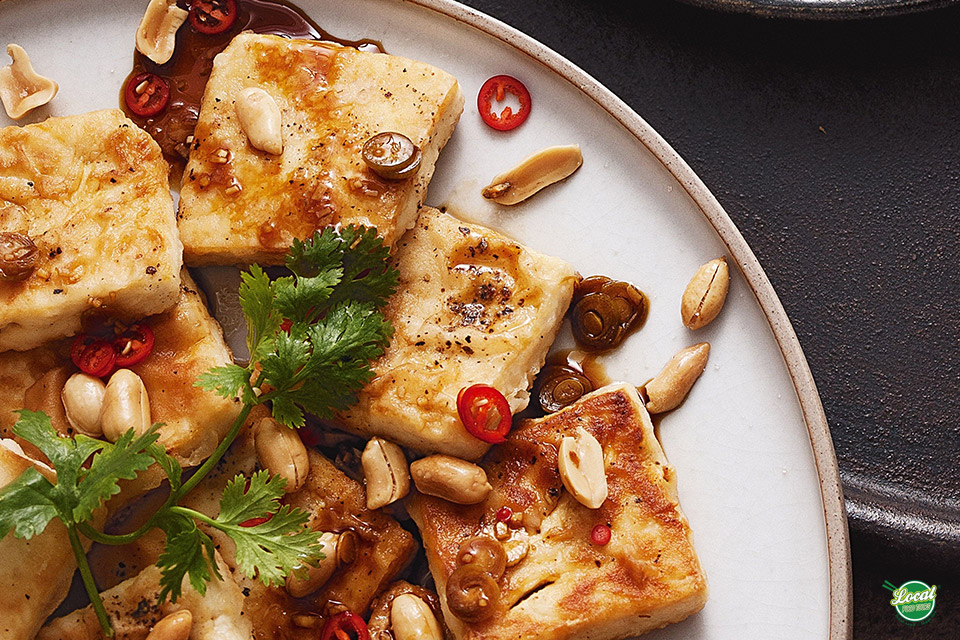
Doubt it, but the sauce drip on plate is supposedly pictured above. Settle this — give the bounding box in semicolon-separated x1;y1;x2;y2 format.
121;0;383;169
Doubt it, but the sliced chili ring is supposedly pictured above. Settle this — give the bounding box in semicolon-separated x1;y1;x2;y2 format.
71;336;117;378
457;384;512;444
189;0;238;35
320;611;370;640
477;75;532;132
113;322;155;367
124;73;170;118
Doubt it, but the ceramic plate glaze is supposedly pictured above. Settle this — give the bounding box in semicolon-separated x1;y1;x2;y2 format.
0;0;851;638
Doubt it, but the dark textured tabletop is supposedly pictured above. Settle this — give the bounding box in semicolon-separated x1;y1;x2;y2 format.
459;0;960;637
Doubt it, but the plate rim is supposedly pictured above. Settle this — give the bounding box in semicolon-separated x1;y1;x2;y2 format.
676;0;954;19
407;0;853;637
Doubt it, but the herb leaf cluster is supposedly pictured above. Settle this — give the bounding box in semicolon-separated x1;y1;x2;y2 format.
0;226;397;635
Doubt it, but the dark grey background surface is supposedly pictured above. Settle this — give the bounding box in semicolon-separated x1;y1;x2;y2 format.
458;0;959;637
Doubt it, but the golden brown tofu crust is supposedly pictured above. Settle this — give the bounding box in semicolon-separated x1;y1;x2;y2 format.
0;270;240;471
338;208;577;460
409;383;708;640
0;110;182;351
178;33;464;265
38;553;250;640
0;445;78;640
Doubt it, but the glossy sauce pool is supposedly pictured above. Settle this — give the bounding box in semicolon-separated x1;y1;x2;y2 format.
121;0;382;171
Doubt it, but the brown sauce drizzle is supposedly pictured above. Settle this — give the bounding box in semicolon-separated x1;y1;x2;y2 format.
523;349;611;419
547;349;611;388
121;0;383;170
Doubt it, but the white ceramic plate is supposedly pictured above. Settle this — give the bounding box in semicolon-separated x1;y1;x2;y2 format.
0;0;851;638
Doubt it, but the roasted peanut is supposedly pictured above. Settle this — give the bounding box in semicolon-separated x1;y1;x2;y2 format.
61;373;106;437
481;144;583;205
0;44;58;119
101;369;151;442
558;427;607;509
145;610;192;640
284;531;357;598
136;0;188;65
0;232;38;281
681;257;729;330
362;437;410;510
391;593;443;640
410;455;492;505
255;416;309;492
644;342;710;414
235;87;283;155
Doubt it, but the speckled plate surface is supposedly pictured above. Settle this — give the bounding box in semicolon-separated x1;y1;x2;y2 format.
0;0;850;638
677;0;955;19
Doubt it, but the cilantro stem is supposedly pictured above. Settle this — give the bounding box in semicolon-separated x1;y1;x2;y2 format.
168;505;218;528
179;402;253;497
68;524;114;637
77;401;255;547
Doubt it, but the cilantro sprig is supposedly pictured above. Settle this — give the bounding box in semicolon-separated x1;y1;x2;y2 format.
0;226;398;636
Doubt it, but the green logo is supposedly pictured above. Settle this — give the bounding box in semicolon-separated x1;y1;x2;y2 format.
885;580;938;623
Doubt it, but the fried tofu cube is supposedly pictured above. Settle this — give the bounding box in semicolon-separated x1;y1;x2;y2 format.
0;109;182;352
236;448;417;637
38;552;250;640
408;383;708;640
90;422;416;639
0;270;240;474
178;33;464;265
0;441;80;640
338;207;578;460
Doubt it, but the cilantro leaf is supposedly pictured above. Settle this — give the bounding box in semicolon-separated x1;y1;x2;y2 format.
73;427;160;523
213;471;321;587
148;443;183;493
196;364;254;403
239;265;281;362
289;226;398;309
259;301;392;425
216;470;284;525
12;410;105;492
0;467;59;539
156;512;220;602
272;269;341;325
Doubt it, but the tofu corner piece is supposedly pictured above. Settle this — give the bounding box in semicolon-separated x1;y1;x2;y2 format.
38;552;250;640
338;207;578;460
0;270;240;473
408;383;708;640
0;109;183;352
0;442;80;640
178;33;464;265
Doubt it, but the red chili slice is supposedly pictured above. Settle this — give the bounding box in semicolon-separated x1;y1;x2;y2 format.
71;336;117;378
189;0;238;35
495;506;513;523
457;384;512;444
591;524;612;546
113;323;155;367
477;75;532;131
320;611;370;640
124;73;170;118
239;513;273;528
